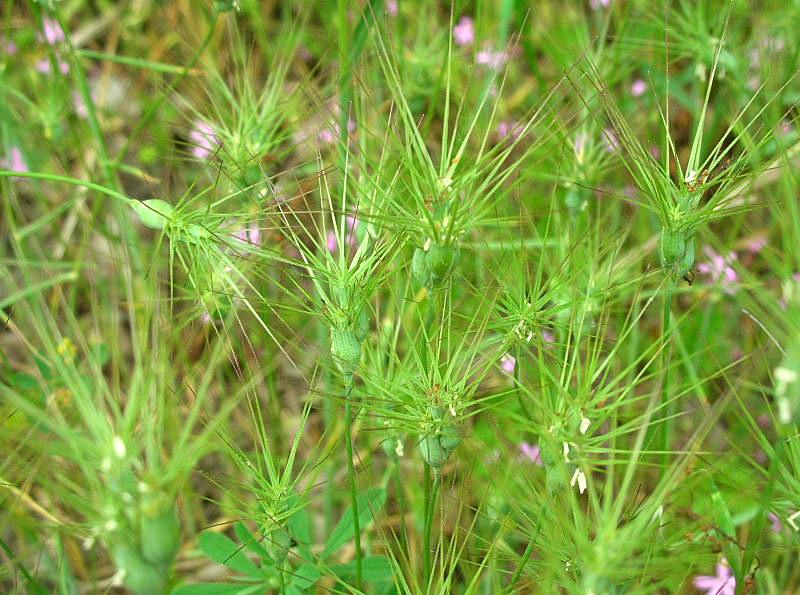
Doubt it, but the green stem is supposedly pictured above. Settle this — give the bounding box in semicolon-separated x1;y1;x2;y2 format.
660;283;674;475
422;465;440;584
344;395;362;589
278;561;286;594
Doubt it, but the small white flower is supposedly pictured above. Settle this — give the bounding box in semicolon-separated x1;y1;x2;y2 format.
395;439;404;458
788;510;800;532
423;237;432;252
112;436;126;459
579;416;590;435
570;468;587;494
110;568;127;587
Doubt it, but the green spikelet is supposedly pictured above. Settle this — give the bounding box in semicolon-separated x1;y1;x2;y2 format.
266;524;292;565
659;227;695;280
331;328;362;384
418;407;461;471
111;543;167;595
412;243;458;290
139;494;181;567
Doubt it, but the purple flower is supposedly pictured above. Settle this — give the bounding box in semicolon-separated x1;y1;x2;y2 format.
589;0;611;9
602;127;620;152
318;119;356;145
326;216;359;253
497;120;522;140
696;246;738;294
519;442;543;465
500;353;516;374
747;236;767;254
386;0;398;16
233;222;262;247
326;230;338;253
476;47;508;70
73;91;89;119
1;147;28;175
542;329;555;344
40;18;65;45
693;559;735;595
631;79;647;97
1;36;16;55
36;58;69;75
453;16;475;46
189;121;217;160
768;512;782;533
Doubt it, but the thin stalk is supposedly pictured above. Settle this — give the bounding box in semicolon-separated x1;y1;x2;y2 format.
344;394;363;589
423;466;440;584
278;561;286;594
660;283;674;475
423;463;433;582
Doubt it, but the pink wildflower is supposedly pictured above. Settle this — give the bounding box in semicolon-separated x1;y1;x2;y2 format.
631;79;647;97
36;58;69;75
189;121;217;160
476;47;508;69
326;230;338;253
696;246;738;294
453;16;475;46
589;0;611;9
318;119;356;145
497;120;521;140
1;36;16;55
73;91;89;118
747;236;767;254
500;353;516;374
693;559;735;595
519;442;543;466
602;127;620;152
386;0;398;16
40;18;65;45
326;216;359;253
768;512;782;533
1;147;28;175
233;223;262;247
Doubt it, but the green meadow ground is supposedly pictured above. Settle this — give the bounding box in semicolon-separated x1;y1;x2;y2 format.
2;0;800;593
